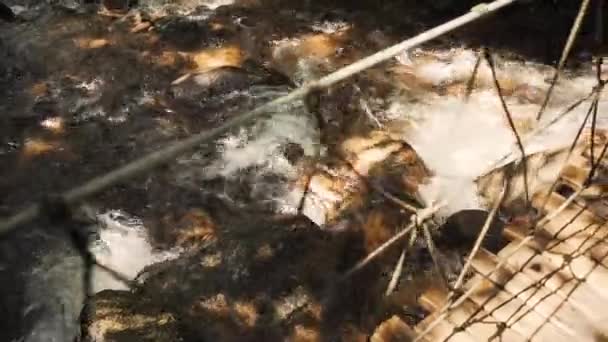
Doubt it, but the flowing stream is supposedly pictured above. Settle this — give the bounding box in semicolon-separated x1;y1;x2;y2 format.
1;1;607;341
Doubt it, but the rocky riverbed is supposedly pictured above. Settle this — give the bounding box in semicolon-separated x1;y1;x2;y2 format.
1;1;607;341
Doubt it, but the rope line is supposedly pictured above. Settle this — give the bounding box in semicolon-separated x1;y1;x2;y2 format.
536;0;592;121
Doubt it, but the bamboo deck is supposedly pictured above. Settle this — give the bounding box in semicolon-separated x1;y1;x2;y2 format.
389;142;608;342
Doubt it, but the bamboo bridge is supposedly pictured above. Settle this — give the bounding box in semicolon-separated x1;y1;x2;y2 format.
379;137;608;341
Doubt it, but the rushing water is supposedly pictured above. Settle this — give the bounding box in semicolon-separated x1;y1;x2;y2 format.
21;211;181;342
389;48;608;218
2;1;608;341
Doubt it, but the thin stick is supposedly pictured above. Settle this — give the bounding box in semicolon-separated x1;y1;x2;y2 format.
478;88;598;180
589;57;602;171
538;89;600;212
0;0;522;236
536;0;592;121
422;220;451;287
370;182;419;213
385;225;418;296
464;48;485;101
341;202;445;280
354;85;384;128
485;50;530;205
384;243;408;297
586;137;608;185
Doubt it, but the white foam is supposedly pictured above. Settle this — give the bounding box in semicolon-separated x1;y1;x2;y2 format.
176;86;320;212
311;20;350;34
393;48;608;217
414;49;488;86
200;0;235;9
404;92;516;215
204;88;318;176
23;210;181;342
91;210;182;292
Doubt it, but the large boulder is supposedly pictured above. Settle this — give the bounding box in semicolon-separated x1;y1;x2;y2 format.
298;129;430;228
79;219;351;341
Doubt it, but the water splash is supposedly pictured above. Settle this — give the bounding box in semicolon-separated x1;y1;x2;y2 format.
391;47;607;217
91;210;182;292
22;210;181;342
175;85;320;213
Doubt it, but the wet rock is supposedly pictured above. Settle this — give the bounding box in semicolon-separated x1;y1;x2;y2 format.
102;0;131;12
281;142;305;165
80;219;355;341
170;66;262;100
80;290;182;342
298;161;365;227
299;130;430;227
270;31;349;82
155;13;230;51
371;316;415;342
435;209;505;253
241;58;295;87
147;207;218;249
85;209;436;340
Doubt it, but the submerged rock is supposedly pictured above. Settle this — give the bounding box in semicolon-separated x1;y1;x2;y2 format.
435;209;505;253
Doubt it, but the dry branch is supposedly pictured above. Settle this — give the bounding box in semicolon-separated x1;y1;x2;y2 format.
422;220;451;287
342;202;445;280
385;225;418;296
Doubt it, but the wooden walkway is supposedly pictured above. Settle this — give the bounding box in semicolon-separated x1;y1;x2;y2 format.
374;139;608;342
